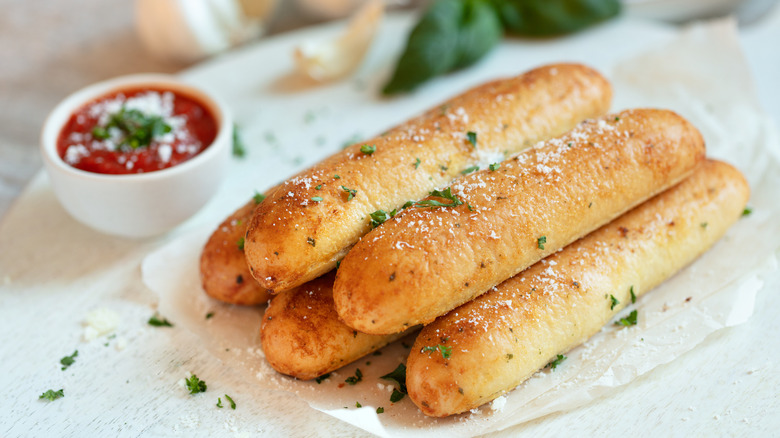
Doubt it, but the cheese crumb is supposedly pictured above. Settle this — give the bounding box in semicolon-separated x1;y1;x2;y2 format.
83;308;120;341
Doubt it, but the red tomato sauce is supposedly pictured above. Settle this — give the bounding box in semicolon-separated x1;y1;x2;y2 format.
57;88;217;175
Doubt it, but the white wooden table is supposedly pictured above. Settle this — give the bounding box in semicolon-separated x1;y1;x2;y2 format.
1;4;779;437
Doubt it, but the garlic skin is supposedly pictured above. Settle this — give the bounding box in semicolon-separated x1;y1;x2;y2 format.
135;0;278;63
293;0;384;82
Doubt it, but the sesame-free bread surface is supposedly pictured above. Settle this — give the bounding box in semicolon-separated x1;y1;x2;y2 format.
260;272;412;380
406;159;749;416
200;199;268;305
333;109;706;334
244;63;612;293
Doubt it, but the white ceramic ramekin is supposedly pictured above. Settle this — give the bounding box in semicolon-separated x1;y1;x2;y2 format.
40;74;232;238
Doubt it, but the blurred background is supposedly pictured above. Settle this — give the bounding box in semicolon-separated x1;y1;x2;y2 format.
0;0;777;219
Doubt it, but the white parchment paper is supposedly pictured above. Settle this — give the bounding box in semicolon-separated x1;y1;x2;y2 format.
142;19;780;437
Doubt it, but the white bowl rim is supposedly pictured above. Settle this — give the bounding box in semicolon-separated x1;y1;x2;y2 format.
40;73;232;183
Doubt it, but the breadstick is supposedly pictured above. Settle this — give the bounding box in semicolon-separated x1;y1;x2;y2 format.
260;272;413;380
406;159;749;416
333;109;705;334
200;198;268;305
244;63;612;293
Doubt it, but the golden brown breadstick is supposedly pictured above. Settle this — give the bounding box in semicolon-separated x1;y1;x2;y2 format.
245;63;612;293
406;159;749;416
260;272;413;380
200;197;267;305
333;109;706;334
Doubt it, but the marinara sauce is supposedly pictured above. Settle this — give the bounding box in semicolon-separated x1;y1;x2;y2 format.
56;88;217;174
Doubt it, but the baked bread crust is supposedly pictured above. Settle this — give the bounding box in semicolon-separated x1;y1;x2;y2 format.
244;64;612;294
406;159;749;416
333;109;706;334
260;272;411;380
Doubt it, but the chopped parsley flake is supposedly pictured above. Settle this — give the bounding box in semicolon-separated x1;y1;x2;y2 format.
315;373;331;384
701;222;708;229
461;165;479;175
206;312;215;320
311;196;323;202
421;344;452;359
537;236;547;250
341;186;357;201
334;174;341;179
232;124;246;158
60;350;78;371
615;309;638;327
546;354;567;370
315;184;322;190
414;157;421;169
224;394;236;409
489;163;500;171
356;401;362;408
369;209;397;229
185;374;207;394
380;363;408;403
360;144;376;154
742;207;752;216
630;286;636;303
376;407;384;414
391;389;405;403
413;187;463;209
148;313;173;327
345;368;363;385
237;237;245;251
39;389;64;401
253;191;266;204
609;294;619;310
92;106;172;150
466;131;477;147
216;398;223;408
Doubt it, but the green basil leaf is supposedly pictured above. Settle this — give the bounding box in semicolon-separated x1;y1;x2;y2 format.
383;0;501;95
453;0;502;69
491;0;620;36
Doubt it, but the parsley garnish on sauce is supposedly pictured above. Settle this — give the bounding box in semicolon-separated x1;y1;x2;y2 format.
413;187;463;209
185;374;207;394
546;354;567;370
615;309;638;327
148;313;174;327
376;407;385;414
609;295;619;310
315;373;331;384
466;131;477;147
60;350;78;371
742;207;752;216
92;106;172;149
360;144;376;154
39;389;64;401
224;394;236;409
630;286;636;303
